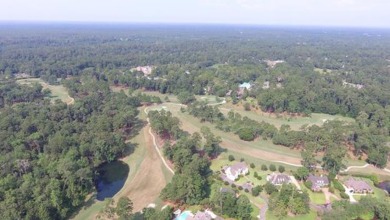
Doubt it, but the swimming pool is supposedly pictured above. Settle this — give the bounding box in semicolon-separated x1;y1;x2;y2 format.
176;211;193;220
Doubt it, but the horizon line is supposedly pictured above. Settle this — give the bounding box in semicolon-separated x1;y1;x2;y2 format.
0;20;390;30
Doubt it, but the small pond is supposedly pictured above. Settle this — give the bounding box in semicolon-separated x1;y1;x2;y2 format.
378;181;390;195
96;161;129;201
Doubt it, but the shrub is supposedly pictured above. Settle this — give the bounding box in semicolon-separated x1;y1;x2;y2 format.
328;173;336;181
304;181;313;190
231;183;236;188
261;164;268;171
340;192;350;199
278;165;285;173
244;103;251;111
244;189;249;193
250;163;255;169
238;186;243;190
224;181;230;185
257;176;262;181
252;185;263;196
237;127;255;141
332;180;345;192
269;164;276;172
329;186;335;193
228;155;235;161
240;158;245;162
264;182;278;195
254;172;258;178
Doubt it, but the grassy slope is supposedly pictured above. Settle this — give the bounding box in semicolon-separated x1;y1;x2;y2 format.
221;101;355;130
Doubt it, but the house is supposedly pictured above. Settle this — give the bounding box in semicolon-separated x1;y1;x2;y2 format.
237;82;251;97
307;174;329;191
223;162;249;181
192;211;213;220
134;66;153;76
239;82;252;90
242;182;253;191
220;187;235;194
267;173;291;185
176;210;216;220
342;80;364;89
344;178;373;194
262;81;270;89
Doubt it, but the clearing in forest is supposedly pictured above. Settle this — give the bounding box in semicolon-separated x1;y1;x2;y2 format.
16;78;74;104
314;68;333;74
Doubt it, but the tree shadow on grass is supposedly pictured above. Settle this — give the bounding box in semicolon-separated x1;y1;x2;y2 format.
67;192;99;220
126;118;147;140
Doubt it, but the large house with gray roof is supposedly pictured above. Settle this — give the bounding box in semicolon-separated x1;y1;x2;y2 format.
344;178;373;194
307;174;329;191
223;162;249;181
267;173;291;185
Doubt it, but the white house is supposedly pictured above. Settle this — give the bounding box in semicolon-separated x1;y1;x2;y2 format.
224;162;249;181
267;173;291;185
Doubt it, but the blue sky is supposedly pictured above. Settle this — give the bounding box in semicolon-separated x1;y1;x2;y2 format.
1;0;389;27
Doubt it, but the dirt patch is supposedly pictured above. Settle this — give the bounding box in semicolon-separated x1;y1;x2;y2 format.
114;124;170;212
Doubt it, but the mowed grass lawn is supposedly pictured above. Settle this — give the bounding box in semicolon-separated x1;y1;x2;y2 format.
16;78;73;104
139;90;223;105
266;210;317;220
299;183;327;204
148;102;374;169
153;103;302;159
220;102;354;130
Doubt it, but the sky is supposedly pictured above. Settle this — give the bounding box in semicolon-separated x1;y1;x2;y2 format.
1;0;390;28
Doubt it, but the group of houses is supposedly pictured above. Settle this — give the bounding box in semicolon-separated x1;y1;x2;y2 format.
220;162;374;195
189;161;376;220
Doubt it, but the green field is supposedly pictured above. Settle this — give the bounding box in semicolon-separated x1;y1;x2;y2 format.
299;183;327;204
16;78;74;104
157;103;302;158
220;103;355;130
266;210;317;220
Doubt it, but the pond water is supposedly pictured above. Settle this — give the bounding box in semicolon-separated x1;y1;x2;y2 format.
378;181;390;195
96;161;129;201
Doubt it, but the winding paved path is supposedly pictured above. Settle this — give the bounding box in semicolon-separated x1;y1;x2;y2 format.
341;164;370;172
144;107;175;175
142;98;227;175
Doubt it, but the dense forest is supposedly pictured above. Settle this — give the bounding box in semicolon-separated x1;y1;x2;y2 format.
0;79;140;219
0;24;390;219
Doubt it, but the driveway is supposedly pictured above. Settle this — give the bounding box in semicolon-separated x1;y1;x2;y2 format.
289;176;301;190
342;184;357;203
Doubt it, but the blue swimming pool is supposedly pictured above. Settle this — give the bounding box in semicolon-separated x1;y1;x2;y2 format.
176;211;192;220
